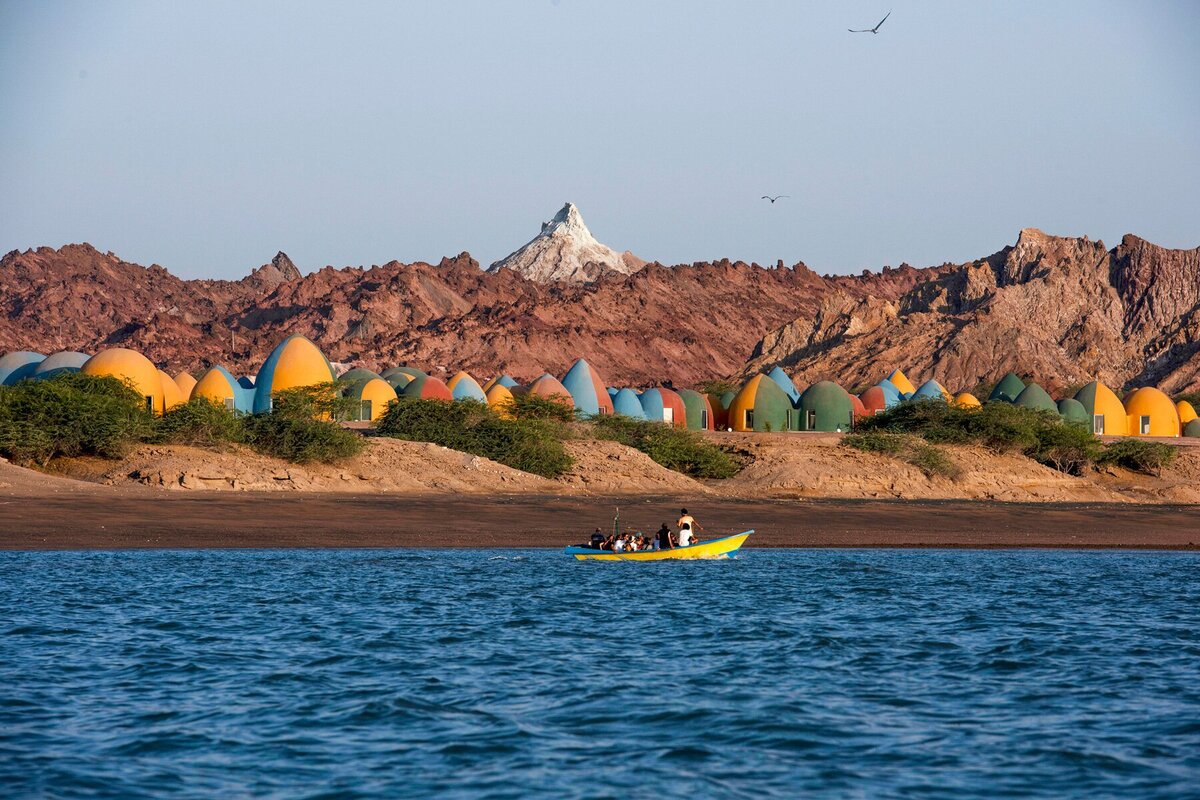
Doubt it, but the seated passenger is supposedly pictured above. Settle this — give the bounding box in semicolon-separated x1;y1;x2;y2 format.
656;523;673;550
613;536;627;553
590;528;605;549
678;523;694;547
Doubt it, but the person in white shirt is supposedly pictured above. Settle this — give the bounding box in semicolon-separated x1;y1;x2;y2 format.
613;536;626;552
678;523;694;547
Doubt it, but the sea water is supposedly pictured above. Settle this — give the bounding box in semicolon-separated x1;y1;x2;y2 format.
1;549;1197;798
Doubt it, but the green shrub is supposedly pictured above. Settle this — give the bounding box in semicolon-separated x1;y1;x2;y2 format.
695;379;738;396
270;382;360;422
590;414;741;479
243;413;364;464
0;374;154;466
843;431;962;480
1098;439;1177;476
856;400;1105;474
376;398;574;478
155;397;245;447
507;392;576;422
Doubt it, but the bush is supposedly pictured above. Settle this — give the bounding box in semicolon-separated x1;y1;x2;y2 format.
0;374;154;466
695;379;738;396
242;413;364;464
507;392;576;422
843;431;962;480
856;400;1104;475
271;382;360;422
155;398;245;447
376;398;574;478
1098;439;1177;477
590;414;741;479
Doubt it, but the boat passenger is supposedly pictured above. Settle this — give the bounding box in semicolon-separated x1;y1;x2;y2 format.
656;524;673;550
678;523;694;547
590;528;605;549
681;510;700;546
613;536;627;553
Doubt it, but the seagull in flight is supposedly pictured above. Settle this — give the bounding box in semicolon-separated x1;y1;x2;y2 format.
761;195;790;204
849;10;891;33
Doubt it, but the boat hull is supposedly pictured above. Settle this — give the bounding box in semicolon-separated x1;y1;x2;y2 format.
565;531;753;561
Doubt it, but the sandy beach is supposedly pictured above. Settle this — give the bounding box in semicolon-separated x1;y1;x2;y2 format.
3;488;1199;551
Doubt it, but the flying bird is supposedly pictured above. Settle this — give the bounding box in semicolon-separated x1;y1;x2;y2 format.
849;10;891;33
761;195;790;204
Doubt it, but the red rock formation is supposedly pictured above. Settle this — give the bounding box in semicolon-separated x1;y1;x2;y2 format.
743;229;1200;394
2;228;1197;391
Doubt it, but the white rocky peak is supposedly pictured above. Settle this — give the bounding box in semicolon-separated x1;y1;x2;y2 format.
489;202;645;284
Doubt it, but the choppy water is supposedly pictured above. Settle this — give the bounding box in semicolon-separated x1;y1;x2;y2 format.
1;549;1198;798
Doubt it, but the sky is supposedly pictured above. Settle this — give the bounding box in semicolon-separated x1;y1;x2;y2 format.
1;0;1197;280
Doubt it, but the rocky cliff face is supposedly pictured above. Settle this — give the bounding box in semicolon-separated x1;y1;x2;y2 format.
488;203;646;283
2;228;1197;391
743;229;1200;393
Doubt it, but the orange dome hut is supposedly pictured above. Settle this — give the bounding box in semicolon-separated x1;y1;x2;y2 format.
485;383;516;418
1176;401;1198;426
1124;387;1180;437
525;374;575;409
159;369;186;411
81;348;167;415
253;335;336;414
174;371;198;397
1073;381;1128;436
342;377;398;421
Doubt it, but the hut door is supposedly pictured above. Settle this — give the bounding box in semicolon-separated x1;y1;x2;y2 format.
362;400;372;421
745;409;754;429
224;398;235;411
145;396;154;413
1140;415;1151;435
662;407;673;424
701;410;708;429
806;410;816;430
1093;414;1104;435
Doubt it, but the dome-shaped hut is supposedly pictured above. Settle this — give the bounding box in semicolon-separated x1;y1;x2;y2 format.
81;349;165;415
1057;398;1090;426
639;388;687;428
253;335;336;414
887;369;917;397
677;389;716;431
0;351;45;385
988;373;1026;404
798;381;854;432
191;365;254;413
1014;383;1057;413
31;351;89;380
912;380;949;402
954;392;982;409
612;388;646;420
1124;387;1180;437
446;371;487;402
485;383;516;418
525;374;575;409
561;358;614;416
341;377;397;421
1073;381;1128;436
400;374;454;401
1176;401;1198;425
766;366;801;404
728;374;792;432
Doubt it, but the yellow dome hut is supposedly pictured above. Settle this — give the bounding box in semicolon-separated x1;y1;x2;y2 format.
1124;387;1180;437
81;349;166;415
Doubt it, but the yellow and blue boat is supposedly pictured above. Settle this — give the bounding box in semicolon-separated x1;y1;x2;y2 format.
564;530;753;561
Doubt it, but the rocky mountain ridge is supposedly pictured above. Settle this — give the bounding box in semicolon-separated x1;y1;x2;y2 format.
1;229;1197;391
743;229;1200;393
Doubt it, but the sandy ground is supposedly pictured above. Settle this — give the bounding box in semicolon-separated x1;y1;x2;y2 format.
3;433;1198;551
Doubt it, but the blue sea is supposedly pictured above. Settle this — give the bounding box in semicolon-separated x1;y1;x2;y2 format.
2;549;1198;799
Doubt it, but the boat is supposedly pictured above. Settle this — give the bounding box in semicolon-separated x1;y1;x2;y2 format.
564;530;753;561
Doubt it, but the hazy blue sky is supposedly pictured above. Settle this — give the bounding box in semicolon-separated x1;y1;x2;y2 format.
1;1;1197;279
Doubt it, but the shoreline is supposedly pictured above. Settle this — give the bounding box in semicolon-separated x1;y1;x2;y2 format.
3;491;1198;552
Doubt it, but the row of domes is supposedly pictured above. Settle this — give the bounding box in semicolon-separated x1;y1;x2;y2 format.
2;345;1196;438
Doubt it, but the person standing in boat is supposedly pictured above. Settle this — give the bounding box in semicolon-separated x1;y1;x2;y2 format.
677;508;701;545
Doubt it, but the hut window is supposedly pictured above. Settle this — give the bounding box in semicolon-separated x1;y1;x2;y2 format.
745;409;754;429
1140;415;1151;435
1093;414;1104;434
700;410;708;428
662;407;673;424
145;396;154;413
224;398;235;411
